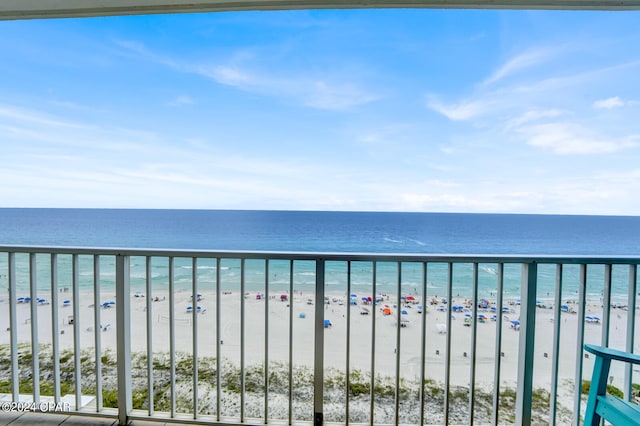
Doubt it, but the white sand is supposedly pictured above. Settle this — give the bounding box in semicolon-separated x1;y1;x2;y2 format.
1;289;638;410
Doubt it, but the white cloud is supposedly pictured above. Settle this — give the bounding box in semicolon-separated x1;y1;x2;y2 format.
117;40;378;111
504;109;566;131
168;95;195;107
199;64;379;111
426;98;488;121
593;96;626;109
0;104;92;129
482;49;554;87
305;80;378;110
520;122;639;155
201;65;255;88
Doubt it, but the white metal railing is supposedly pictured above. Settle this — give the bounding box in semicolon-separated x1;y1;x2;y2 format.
0;246;638;425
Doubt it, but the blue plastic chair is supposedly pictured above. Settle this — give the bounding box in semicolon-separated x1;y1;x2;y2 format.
583;344;640;426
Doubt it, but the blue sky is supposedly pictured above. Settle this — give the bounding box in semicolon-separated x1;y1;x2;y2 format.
1;9;639;214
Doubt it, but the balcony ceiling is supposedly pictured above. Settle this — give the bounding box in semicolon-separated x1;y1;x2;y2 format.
0;0;639;20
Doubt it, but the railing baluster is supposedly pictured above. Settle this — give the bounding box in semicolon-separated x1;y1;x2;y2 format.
72;254;81;410
264;259;269;422
169;256;176;418
288;260;294;424
601;264;612;347
8;252;18;401
419;262;428;426
549;264;563;425
492;263;504;426
444;262;453;426
624;264;637;400
572;264;587;426
94;255;102;412
116;254;132;426
469;262;479;426
146;256;154;416
516;261;537;426
345;261;352;426
50;253;61;403
394;262;402;426
29;253;40;405
370;262;377;426
216;257;222;422
239;258;245;422
193;257;200;419
313;258;325;426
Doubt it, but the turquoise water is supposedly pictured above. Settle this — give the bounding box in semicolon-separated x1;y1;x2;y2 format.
1;209;639;302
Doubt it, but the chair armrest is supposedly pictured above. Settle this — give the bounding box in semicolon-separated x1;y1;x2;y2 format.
584;344;640;365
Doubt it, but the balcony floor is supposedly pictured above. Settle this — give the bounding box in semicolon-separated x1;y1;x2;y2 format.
0;412;166;426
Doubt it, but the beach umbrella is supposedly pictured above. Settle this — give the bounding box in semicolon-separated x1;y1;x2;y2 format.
299;312;306;318
401;310;408;315
324;319;332;328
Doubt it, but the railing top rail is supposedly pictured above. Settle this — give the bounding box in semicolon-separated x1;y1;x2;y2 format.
1;0;640;21
1;244;639;265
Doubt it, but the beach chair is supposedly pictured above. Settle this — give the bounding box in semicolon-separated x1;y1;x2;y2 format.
583;344;640;426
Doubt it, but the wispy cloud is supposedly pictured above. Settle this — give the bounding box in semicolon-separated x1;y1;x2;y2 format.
0;104;92;129
593;96;625;109
198;64;379;111
482;48;555;87
117;40;379;111
426;97;489;121
504;109;567;131
592;96;638;109
168;95;195;107
519;122;639;154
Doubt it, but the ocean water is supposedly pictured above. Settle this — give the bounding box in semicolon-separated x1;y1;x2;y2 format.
1;209;639;301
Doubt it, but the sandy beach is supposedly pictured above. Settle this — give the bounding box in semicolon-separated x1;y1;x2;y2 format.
1;288;638;415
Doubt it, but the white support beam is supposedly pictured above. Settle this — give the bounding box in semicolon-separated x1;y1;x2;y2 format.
0;0;639;21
